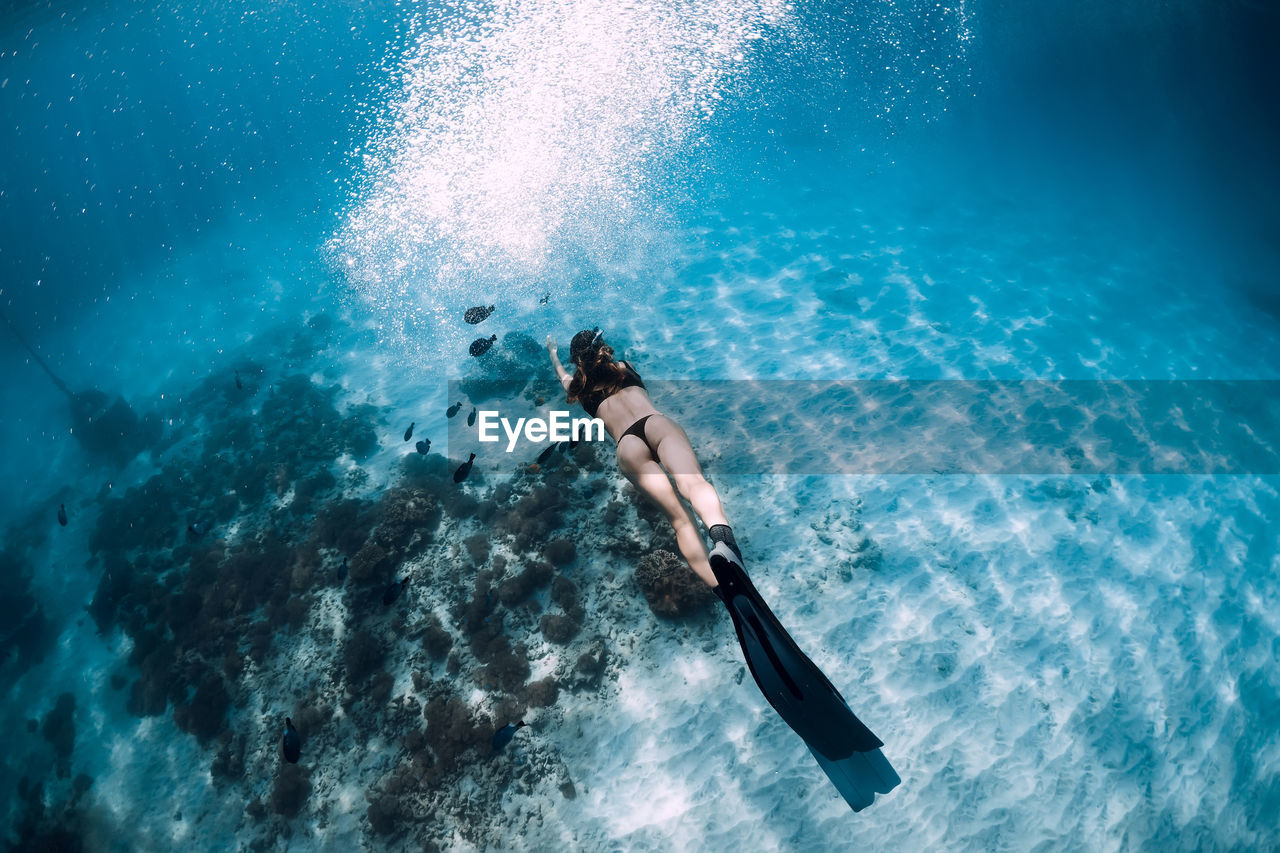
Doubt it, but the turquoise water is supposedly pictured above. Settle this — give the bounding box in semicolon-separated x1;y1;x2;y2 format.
2;1;1278;850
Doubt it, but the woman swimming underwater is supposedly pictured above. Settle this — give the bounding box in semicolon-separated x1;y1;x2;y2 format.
546;327;901;812
546;327;736;587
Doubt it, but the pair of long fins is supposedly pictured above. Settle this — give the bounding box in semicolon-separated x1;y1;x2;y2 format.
709;543;901;812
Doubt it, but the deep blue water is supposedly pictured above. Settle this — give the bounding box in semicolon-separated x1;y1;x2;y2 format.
2;1;1278;850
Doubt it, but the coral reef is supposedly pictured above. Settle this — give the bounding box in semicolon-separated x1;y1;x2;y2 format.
0;543;53;682
211;732;247;784
41;693;76;780
311;497;377;556
569;640;609;691
371;487;440;556
464;533;490;565
173;672;231;745
9;774;97;853
423;692;494;778
342;630;387;686
493;487;564;553
13;325;675;849
421;614;453;661
79;373;381;771
544;537;575;567
634;549;718;618
524;677;559;708
550;575;583;620
495;560;554;607
270;765;312;818
348;541;391;585
474;642;531;693
366;793;403;836
539;613;581;645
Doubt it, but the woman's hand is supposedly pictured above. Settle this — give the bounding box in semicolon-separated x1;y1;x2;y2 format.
547;335;571;388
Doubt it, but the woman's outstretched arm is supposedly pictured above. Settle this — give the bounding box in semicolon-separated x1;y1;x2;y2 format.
546;336;572;391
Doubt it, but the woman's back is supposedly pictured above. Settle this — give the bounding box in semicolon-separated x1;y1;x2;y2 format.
577;359;646;419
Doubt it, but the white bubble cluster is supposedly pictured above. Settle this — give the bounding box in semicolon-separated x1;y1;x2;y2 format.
839;0;975;128
330;0;794;331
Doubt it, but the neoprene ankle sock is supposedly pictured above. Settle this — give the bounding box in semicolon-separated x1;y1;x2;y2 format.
708;524;742;560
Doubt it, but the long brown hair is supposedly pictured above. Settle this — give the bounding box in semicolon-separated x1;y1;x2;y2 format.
566;329;630;408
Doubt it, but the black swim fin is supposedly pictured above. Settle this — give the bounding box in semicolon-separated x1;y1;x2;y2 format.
709;543;901;811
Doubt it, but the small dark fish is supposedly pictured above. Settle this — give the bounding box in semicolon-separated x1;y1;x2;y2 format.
57;504;68;527
447;401;463;418
453;452;476;483
235;370;243;391
469;335;497;357
282;717;301;764
492;720;527;753
382;577;407;605
539;292;550;305
415;439;430;455
464;305;495;324
404;422;415;442
338;557;348;580
187;520;206;537
536;444;556;464
467;407;477;427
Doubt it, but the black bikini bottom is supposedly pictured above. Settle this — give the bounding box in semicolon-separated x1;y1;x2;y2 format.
619;414;656;451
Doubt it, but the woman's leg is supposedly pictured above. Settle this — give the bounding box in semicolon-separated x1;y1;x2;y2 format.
616;439;718;587
643;416;728;531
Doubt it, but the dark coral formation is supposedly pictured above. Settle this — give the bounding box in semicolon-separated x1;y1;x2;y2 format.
422;692;495;779
343;630;387;686
572;642;609;690
291;469;337;517
534;574;584;644
495;560;554;607
366;793;404;836
543;537;575;567
456;571;503;655
369;487;440;560
550;575;583;620
312;497;379;556
464;533;490;565
635;549;718;618
493;486;565;552
173;673;231;746
524;677;559;708
211;732;247;784
67;388;163;467
539;613;580;645
41;693;76;780
474;642;531;694
270;764;312;818
337;437;662;843
9;773;96;853
349;541;391;585
80;372;380;761
421;614;453;661
14;317;717;849
400;453;480;519
0;548;54;684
